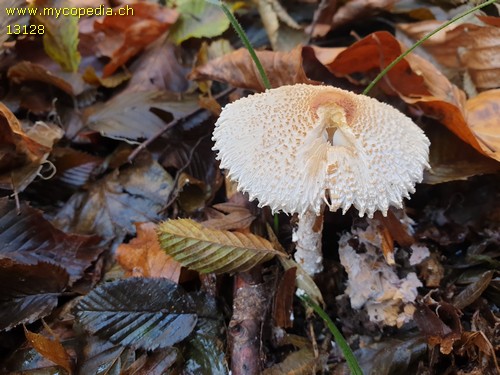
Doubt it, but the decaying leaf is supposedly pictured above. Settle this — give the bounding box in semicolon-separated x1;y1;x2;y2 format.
32;0;81;72
54;154;174;245
157;219;281;274
307;0;398;37
0;198;103;282
116;222;182;282
0;0;30;52
263;347;320;375
397;18;500;91
24;323;73;374
84;90;199;141
453;270;494;310
203;202;255;231
0;259;69;331
79;336;134;375
0;104;63;191
169;0;230;44
75;278;198;350
92;3;178;77
189;45;321;91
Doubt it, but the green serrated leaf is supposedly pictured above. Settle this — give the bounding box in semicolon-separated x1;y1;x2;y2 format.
157;219;280;274
32;0;80;72
169;0;230;44
74;278;198;350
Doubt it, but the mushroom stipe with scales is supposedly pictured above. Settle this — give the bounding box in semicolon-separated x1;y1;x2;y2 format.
212;84;430;275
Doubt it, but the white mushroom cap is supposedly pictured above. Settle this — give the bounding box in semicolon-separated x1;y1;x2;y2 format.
212;84;430;218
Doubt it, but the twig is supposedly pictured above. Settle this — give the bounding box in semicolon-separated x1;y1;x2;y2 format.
128;88;235;163
229;269;267;375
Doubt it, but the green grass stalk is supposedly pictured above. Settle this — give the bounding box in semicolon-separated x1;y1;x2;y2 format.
362;0;497;95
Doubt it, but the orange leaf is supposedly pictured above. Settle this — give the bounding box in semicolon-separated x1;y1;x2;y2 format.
24;323;73;374
116;222;181;282
94;3;178;77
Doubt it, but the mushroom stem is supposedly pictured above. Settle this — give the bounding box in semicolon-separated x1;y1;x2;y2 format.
293;208;324;275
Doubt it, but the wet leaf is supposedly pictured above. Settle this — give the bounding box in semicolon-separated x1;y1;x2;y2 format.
453;270;494;310
53;154;174;244
0;198;103;282
32;0;80;72
74;278;198;350
157;219;280;274
79;336;134;375
93;3;178;77
183;292;228;375
189;45;321;91
0;259;68;331
170;0;230;44
84;91;199;141
24;324;73;374
123;348;178;375
116;222;182;282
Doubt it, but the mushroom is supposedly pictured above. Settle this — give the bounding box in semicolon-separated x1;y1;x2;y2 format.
212;84;430;275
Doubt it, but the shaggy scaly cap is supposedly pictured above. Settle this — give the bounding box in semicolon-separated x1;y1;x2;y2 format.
212;84;430;218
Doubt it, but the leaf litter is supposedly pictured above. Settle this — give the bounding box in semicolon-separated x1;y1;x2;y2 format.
0;0;499;374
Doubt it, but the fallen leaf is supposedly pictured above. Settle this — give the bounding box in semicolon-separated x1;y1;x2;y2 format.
262;347;320;375
116;222;182;282
273;267;296;328
157;219;281;274
93;3;178;77
203;202;256;231
397;18;500;91
79;337;133;375
53;154;175;245
32;0;81;72
0;0;30;52
0;259;69;331
75;278;198;350
307;0;398;37
189;45;321;91
24;323;73;374
453;270;494;310
8;61;87;96
125;38;189;93
84;90;199;141
465;89;500;159
0;104;63;191
169;0;230;44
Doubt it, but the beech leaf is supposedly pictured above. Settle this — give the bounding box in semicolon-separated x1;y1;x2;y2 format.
74;278;198;350
0;259;69;331
157;219;280;274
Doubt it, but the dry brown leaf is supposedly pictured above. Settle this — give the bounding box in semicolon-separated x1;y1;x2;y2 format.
8;61;86;96
0;104;63;191
116;222;181;282
307;0;398;37
24;323;73;375
273;267;296;328
189;45;321;92
460;331;500;373
92;3;178;77
465;89;500;159
397;18;500;91
203;202;255;231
